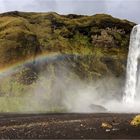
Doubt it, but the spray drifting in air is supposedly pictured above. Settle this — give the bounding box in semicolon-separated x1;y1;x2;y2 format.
123;25;140;104
0;25;140;112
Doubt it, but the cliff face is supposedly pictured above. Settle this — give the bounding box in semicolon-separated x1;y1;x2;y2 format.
0;11;135;83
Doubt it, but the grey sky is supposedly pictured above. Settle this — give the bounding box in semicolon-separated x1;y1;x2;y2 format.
0;0;139;23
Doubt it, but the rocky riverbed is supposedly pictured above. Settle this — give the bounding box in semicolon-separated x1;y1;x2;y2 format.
0;113;139;139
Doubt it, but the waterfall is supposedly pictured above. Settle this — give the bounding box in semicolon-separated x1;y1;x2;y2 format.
123;25;140;104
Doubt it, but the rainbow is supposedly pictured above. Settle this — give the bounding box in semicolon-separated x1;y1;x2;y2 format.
0;52;61;78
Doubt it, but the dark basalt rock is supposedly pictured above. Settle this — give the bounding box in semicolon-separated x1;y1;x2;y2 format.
89;104;107;112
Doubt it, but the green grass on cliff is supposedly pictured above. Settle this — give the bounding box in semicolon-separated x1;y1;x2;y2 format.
0;11;135;68
0;11;135;112
0;11;134;86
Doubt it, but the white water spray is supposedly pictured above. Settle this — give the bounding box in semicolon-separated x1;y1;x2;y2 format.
123;25;140;104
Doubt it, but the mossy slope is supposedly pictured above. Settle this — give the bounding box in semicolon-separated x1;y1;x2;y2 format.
0;12;136;111
0;11;135;81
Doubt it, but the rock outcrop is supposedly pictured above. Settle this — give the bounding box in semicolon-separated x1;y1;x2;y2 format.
0;11;136;84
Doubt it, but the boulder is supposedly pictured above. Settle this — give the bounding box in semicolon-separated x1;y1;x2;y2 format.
89;104;107;112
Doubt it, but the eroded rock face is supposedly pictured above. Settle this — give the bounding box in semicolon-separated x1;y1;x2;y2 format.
0;12;135;84
12;54;126;85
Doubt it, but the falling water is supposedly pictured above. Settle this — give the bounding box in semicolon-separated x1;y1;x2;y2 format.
123;25;140;104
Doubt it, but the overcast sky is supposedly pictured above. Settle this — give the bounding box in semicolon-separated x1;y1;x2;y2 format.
0;0;139;23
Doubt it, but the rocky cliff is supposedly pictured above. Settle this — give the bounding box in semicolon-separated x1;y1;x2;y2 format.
0;11;135;84
0;11;136;111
